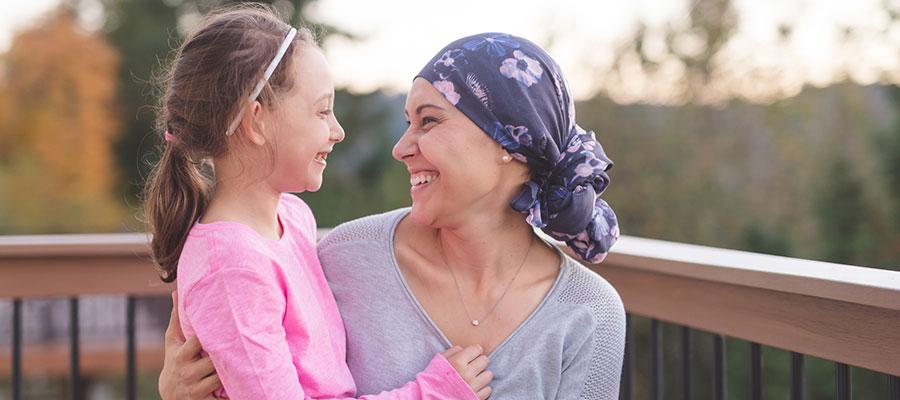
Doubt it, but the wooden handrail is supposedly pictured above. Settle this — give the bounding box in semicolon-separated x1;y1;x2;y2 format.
570;236;900;376
0;233;169;297
2;232;899;375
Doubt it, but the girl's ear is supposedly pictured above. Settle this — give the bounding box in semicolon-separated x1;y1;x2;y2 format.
239;101;268;146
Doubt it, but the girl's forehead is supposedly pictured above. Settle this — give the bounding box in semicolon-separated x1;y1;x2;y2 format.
291;48;333;98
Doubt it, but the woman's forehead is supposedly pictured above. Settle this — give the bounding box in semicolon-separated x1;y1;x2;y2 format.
405;79;448;111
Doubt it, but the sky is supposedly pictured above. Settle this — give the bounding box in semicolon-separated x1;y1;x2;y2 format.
2;0;899;102
0;0;60;51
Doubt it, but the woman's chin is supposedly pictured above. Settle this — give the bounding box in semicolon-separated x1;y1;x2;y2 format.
408;203;437;227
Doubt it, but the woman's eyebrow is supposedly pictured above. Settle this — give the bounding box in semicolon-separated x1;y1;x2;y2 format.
415;104;444;115
403;103;445;118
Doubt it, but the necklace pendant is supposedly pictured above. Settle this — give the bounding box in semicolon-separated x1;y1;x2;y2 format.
471;319;480;326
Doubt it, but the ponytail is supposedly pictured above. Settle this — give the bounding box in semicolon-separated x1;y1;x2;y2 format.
144;142;212;282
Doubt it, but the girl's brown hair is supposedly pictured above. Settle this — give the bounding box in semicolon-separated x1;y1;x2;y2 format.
144;4;314;282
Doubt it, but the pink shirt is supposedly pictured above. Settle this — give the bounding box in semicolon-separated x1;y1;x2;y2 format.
177;194;475;400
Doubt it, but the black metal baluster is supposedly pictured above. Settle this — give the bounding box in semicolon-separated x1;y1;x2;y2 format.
69;297;80;400
835;363;851;400
791;352;804;400
12;299;22;400
651;319;662;400
714;334;726;400
126;296;137;400
681;326;692;400
621;314;633;400
888;375;899;400
751;342;762;400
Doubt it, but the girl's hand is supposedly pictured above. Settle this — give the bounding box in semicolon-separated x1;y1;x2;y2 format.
159;292;223;400
442;345;493;400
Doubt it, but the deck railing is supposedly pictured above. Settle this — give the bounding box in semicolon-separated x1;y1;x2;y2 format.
1;233;899;399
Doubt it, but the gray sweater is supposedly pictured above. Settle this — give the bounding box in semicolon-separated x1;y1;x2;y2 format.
318;209;626;399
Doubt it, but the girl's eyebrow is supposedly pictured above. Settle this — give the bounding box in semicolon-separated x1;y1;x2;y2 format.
314;92;333;104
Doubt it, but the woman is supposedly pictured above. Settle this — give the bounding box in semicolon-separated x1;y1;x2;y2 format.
161;33;625;399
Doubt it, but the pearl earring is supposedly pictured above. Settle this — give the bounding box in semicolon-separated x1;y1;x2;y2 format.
501;155;512;162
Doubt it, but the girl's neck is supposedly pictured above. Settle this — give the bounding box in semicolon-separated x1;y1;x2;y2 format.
202;174;283;241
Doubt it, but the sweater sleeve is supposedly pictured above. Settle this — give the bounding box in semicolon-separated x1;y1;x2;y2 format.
577;299;626;399
185;267;476;400
554;267;627;400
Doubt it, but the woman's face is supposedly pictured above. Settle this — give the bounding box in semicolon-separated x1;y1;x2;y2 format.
393;78;528;227
265;46;345;193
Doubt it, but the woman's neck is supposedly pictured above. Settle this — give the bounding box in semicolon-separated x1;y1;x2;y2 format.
433;208;536;291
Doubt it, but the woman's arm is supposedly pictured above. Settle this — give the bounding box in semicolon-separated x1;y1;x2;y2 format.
159;292;223;400
555;296;626;400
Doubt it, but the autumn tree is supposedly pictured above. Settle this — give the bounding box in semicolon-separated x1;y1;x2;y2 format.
0;6;123;233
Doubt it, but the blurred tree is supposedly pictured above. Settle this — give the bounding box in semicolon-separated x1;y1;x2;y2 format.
0;5;123;233
741;223;790;256
872;85;900;266
576;83;898;271
99;0;180;212
813;156;872;265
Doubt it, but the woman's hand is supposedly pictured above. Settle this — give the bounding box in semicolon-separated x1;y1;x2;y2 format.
442;345;493;400
159;292;223;400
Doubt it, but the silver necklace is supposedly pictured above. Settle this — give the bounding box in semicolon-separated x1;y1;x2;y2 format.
441;236;534;327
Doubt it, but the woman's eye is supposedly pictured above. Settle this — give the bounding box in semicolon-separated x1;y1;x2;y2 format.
320;109;332;116
422;116;438;125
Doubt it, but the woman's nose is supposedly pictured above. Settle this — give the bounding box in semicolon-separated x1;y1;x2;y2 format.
392;127;418;161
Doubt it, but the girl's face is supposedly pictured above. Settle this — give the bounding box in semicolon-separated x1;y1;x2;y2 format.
264;46;344;193
393;78;529;227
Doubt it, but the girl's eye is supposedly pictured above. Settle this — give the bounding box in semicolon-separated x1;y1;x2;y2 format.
320;109;332;116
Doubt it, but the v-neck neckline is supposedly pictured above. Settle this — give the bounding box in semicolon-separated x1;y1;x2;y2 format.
386;208;569;358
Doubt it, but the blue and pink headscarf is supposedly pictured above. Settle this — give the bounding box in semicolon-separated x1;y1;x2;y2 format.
417;33;619;263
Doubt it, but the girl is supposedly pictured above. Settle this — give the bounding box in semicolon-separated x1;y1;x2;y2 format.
144;5;491;399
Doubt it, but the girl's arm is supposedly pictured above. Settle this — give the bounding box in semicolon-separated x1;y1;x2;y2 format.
180;268;487;400
183;267;305;399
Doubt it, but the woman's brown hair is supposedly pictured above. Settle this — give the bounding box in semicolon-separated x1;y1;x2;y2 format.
144;4;314;282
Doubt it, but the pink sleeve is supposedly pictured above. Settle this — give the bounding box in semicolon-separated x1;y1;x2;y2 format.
354;354;478;400
184;267;306;400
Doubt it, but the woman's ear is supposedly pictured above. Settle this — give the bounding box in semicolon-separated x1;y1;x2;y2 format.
239;101;268;146
500;149;513;163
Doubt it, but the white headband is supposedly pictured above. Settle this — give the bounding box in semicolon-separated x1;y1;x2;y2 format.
225;27;298;136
